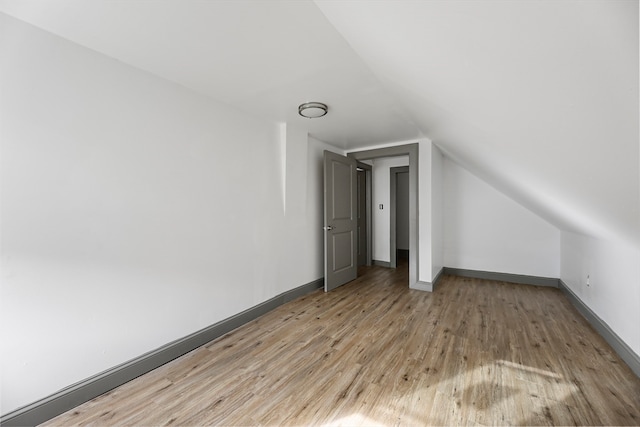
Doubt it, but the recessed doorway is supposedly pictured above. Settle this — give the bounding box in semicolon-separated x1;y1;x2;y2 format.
347;143;419;288
390;166;409;269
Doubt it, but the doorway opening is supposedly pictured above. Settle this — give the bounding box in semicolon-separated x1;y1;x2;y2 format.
348;144;419;288
390;166;409;269
323;144;419;291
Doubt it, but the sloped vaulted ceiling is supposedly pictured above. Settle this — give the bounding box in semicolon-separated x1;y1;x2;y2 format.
316;0;639;247
1;0;638;246
0;0;422;147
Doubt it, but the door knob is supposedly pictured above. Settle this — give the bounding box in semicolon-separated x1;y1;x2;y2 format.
323;225;334;231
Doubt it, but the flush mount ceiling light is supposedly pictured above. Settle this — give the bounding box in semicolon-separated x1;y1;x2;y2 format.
298;102;328;118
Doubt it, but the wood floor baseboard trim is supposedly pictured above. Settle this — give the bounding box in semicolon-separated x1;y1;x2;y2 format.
373;260;391;268
442;267;560;288
410;268;445;293
410;280;433;292
0;278;324;427
281;278;324;303
559;280;640;378
432;267;444;290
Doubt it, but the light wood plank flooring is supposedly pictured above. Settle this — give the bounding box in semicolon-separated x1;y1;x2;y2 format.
44;262;640;426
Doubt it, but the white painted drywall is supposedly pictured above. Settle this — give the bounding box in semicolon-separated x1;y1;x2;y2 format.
418;140;433;283
0;15;324;414
371;156;409;262
443;158;561;278
560;232;640;356
396;172;409;250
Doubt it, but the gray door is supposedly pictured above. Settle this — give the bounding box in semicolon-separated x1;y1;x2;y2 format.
324;150;358;292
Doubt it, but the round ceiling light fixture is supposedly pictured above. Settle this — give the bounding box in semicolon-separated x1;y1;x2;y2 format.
298;102;328;118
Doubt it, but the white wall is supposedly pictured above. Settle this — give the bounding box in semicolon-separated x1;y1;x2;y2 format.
418;140;433;283
430;144;444;279
560;232;640;356
443;158;561;278
0;15;324;414
371;156;409;262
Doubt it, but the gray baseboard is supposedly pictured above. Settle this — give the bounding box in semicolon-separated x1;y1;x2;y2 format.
442;267;559;288
559;280;640;378
373;260;391;268
410;280;433;292
410;268;444;293
0;278;324;426
432;267;444;290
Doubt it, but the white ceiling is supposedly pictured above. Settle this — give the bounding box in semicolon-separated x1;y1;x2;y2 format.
0;0;422;149
1;0;638;245
318;0;639;246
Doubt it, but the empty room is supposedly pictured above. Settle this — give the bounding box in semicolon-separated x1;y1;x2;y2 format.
1;1;639;425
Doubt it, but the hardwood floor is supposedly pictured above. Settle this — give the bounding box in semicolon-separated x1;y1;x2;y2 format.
43;262;640;426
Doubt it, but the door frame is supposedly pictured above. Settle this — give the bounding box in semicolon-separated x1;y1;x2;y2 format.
357;161;373;267
348;143;419;288
390;166;409;269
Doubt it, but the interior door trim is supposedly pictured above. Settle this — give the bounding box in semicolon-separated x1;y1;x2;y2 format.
390;166;409;269
357;161;373;267
347;143;419;288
